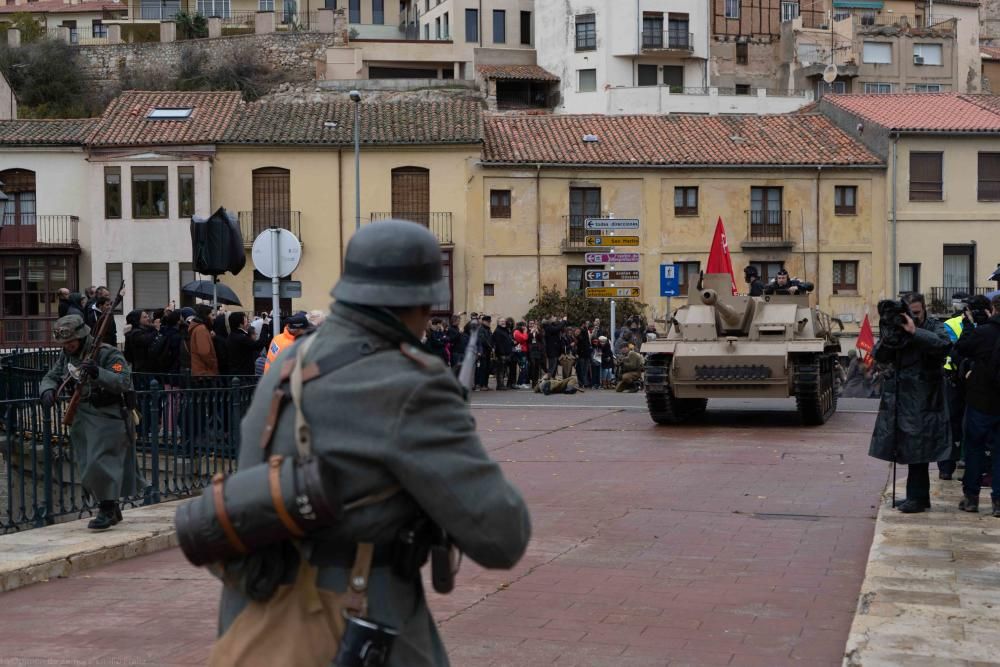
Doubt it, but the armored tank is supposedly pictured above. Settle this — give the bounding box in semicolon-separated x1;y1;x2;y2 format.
643;273;842;426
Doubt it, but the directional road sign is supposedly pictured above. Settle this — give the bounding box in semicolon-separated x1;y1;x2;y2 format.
585;252;640;264
585;235;640;247
586;287;641;299
660;263;680;297
585;218;640;231
585;270;641;282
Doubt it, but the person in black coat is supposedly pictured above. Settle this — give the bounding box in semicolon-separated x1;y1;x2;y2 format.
576;325;592;386
542;317;566;378
211;313;230;377
123;309;158;376
475;316;494;390
527;321;545;387
226;311;270;377
446;315;464;373
491;319;515;390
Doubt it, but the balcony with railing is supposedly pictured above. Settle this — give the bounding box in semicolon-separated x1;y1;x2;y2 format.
561;215;590;252
370;212;452;245
238;210;301;248
742;210;794;248
0;215;80;248
929;286;994;313
642;29;694;52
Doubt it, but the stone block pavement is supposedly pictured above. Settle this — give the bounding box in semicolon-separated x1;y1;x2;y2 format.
0;404;887;666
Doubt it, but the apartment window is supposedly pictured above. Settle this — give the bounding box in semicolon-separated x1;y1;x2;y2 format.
735;83;751;95
575;13;595;51
569;187;601;244
913;84;942;92
781;1;799;21
674;187;698;215
442;12;448;38
668;13;689;49
736;42;748;65
372;0;383;24
567;266;591;294
348;0;359;23
578;69;597;92
913;43;942;65
491;9;505;43
725;0;740;19
490;189;511;218
817;80;847;98
465;8;478;42
863;82;892;94
104;166;122;219
978;153;1000;201
92;20;106;37
106;263;124;314
179;262;196;308
178;166;195;218
435;17;440;38
642;13;663;48
898;263;920;294
196;0;229;16
862;41;892;64
750;187;783;238
944;245;974;295
676;261;700;295
133;263;169;311
260;0;273;10
520;10;531;45
750;261;785;284
637;64;658;86
663;65;684;92
423;23;429;39
910;152;943;201
832;261;859;294
132;166;168;218
484;283;495;296
834;185;857;215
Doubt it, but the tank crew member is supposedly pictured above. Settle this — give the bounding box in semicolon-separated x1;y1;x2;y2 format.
744;265;765;297
764;269;807;295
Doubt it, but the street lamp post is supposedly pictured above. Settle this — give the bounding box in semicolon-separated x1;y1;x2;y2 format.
349;90;362;232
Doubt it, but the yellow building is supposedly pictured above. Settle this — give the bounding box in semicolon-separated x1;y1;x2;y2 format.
212;99;481;315
472;113;888;333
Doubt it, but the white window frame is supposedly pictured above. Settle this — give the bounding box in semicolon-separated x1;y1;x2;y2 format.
258;0;273;10
914;84;942;92
578;68;597;92
913;43;943;65
863;82;892;94
862;41;892;64
725;0;740;19
781;1;799;22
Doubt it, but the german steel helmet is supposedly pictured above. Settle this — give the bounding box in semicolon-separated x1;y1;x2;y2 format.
332;219;449;307
53;315;90;343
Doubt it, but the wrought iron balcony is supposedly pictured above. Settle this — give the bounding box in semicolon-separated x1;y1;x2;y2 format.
742;210;794;248
641;29;694;52
238;210;302;248
929;286;994;313
0;215;79;248
370;212;453;245
562;214;591;252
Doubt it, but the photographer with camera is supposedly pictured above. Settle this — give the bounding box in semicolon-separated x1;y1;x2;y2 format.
955;294;1000;516
868;293;953;514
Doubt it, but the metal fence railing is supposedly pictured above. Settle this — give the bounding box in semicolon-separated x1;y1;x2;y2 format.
370;212;453;245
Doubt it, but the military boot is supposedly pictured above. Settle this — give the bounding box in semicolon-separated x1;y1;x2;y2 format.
88;501;117;530
113;503;123;525
959;494;979;513
896;499;928;514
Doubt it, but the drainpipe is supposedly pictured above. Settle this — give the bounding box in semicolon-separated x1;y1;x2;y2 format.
337;147;344;270
890;134;898;296
536;163;542;298
814;165;821;297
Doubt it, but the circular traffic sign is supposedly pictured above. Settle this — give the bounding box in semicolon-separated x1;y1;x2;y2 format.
251;228;301;278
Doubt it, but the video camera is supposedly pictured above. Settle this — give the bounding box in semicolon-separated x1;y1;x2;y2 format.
877;299;912;349
966;295;992;326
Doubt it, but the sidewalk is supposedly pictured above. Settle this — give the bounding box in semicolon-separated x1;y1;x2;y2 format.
0;500;180;592
844;470;1000;666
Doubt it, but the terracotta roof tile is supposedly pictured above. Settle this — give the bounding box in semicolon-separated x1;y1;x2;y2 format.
821;93;1000;132
86;90;242;147
482;113;881;166
222;100;482;145
0;118;97;145
981;45;1000;60
477;64;560;82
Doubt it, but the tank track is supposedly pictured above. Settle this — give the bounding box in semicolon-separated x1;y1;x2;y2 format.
646;389;708;425
793;353;838;426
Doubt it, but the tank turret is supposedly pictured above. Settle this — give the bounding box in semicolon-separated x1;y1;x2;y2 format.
700;288;752;334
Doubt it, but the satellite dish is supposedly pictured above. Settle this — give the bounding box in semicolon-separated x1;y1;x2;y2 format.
822;64;838;83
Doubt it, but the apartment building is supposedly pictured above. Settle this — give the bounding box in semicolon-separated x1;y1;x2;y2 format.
819;93;1000;312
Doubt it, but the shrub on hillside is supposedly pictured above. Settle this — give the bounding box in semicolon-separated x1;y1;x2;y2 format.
0;39;101;117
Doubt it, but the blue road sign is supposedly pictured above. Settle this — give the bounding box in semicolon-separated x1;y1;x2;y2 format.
660;263;680;297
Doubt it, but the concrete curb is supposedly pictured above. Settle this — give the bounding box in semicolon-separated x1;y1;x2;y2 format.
0;499;186;593
843;470;1000;666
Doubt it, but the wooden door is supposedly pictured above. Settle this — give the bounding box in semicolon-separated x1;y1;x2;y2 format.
251;168;291;237
0;169;36;245
391;167;430;227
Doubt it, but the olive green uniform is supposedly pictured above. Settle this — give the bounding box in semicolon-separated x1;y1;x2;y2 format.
39;338;145;501
616;350;644;392
218;302;532;666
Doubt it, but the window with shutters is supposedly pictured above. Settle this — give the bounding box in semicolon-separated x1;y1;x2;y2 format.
569;187;600;244
663;65;684;92
978;153;1000;201
835;185;857;215
832;260;858;294
638;64;658;86
490;189;511;218
132;166;168;218
104;167;121;219
913;43;942;65
909;152;943;201
863;42;892;64
0;169;37;244
133;263;169;311
578;68;597;92
674;187;698;216
575;13;595;50
252;167;291;236
391;166;430;227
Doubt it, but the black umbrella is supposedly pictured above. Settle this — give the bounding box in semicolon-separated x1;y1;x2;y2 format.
181;280;242;306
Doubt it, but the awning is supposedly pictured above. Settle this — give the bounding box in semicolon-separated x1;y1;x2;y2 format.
832;0;884;8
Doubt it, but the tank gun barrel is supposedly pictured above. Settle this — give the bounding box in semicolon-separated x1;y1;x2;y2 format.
700;289;744;327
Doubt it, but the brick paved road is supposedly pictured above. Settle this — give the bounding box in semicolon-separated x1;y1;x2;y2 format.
0;404;884;666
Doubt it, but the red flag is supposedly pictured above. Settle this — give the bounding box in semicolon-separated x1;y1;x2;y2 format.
857;313;875;367
706;217;738;295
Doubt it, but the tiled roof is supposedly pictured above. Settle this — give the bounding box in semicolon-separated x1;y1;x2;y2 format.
981;45;1000;60
935;0;978;6
0;119;97;146
86;91;243;147
477;64;560;82
222;100;482;145
821;93;1000;132
0;0;121;13
482;113;881;166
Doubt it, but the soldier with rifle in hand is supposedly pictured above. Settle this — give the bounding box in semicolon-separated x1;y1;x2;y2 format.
38;293;145;530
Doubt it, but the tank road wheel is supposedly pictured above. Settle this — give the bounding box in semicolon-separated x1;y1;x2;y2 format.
646;390;708;425
794;353;837;426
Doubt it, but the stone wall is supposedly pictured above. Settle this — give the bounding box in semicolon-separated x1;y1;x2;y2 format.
983;0;1000;43
76;31;347;90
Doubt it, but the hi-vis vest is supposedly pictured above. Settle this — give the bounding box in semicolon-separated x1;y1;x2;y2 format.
263;330;294;374
943;315;964;371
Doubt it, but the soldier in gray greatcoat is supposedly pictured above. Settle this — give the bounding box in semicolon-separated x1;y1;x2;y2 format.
39;315;145;530
217;220;531;666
